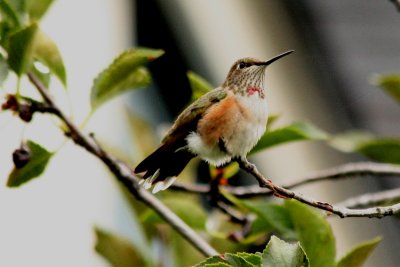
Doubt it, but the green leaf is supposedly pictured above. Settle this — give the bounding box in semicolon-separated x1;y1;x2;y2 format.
7;22;38;76
251;122;328;154
330;132;400;164
194;253;261;267
245;216;274;242
262;236;308;267
7;0;26;15
328;131;374;152
0;53;9;86
26;0;54;21
188;71;213;100
285;200;335;267
94;227;146;267
7;140;53;187
0;0;22;28
357;139;400;164
33;29;66;86
210;162;240;180
225;253;257;267
203;263;232;267
91;48;164;111
374;74;400;104
141;197;207;230
236;252;262;266
242;201;295;239
266;114;280;131
193;256;228;267
337;236;381;267
31;60;50;87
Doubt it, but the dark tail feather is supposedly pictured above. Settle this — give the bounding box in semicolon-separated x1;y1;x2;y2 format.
134;144;195;190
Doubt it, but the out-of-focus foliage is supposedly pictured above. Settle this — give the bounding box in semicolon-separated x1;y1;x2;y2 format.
337;237;382;267
90;48;164;111
188;70;213;100
251;121;328;154
7;140;53;187
330;132;400;164
1;3;396;267
374;74;400;104
95;227;149;267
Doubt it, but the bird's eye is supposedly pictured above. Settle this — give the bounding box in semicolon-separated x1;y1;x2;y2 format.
238;62;247;69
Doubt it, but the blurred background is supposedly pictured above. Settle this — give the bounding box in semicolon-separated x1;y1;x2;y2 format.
0;0;400;266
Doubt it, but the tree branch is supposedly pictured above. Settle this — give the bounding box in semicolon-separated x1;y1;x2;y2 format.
236;157;400;218
171;162;400;198
336;187;400;209
27;73;218;258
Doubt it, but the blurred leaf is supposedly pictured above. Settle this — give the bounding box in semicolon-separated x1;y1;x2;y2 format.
328;131;374;152
374;74;400;104
31;60;50;87
0;21;12;44
262;236;308;267
251;122;328;154
7;22;38;76
330;132;400;164
26;0;54;21
0;53;9;86
219;189;247;210
7;0;26;15
7;140;53;187
91;48;164;111
219;192;294;241
210;162;240;180
171;230;205;267
245;216;274;243
141;197;207;230
242;201;295;239
188;71;213;100
94;227;146;267
357;139;400;164
285;200;335;267
125;109;157;158
0;0;21;28
337;236;381;267
266;114;280;131
33;29;66;86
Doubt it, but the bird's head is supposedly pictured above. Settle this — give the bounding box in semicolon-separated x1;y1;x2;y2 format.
223;50;294;97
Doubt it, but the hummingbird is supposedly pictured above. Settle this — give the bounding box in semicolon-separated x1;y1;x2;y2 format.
135;50;294;193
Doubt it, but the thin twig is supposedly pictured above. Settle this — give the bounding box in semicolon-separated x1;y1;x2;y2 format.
27;73;218;257
216;201;248;224
236;157;400;218
336;187;400;209
207;168;248;224
171;162;400;198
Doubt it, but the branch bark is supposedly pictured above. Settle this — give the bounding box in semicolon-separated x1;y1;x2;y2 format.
336;187;400;209
171;162;400;198
27;73;218;258
236;157;400;218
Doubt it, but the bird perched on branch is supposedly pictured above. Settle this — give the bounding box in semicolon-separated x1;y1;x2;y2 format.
135;50;294;193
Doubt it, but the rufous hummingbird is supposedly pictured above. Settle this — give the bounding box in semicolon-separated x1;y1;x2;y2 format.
135;50;294;193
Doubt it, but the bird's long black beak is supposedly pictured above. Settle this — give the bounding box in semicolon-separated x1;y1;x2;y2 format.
260;50;294;66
